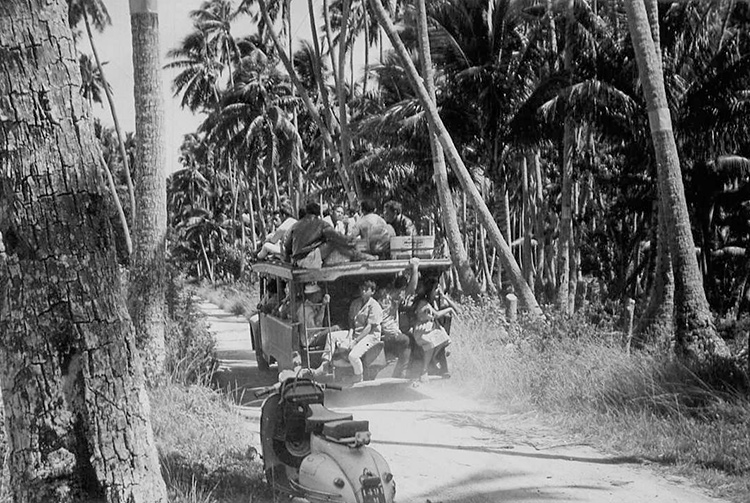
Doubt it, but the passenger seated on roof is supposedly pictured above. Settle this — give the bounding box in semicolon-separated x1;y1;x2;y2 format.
348;199;395;259
257;199;297;260
296;283;341;348
283;201;362;268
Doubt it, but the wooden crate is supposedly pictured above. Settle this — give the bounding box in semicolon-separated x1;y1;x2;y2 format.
390;236;413;259
412;235;435;259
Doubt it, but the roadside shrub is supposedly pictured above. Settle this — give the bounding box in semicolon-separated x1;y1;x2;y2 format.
450;300;750;501
166;276;218;385
150;383;267;502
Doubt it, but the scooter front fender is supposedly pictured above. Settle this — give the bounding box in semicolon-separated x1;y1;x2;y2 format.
297;435;396;503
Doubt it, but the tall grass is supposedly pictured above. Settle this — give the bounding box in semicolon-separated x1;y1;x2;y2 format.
450;304;750;502
150;384;268;503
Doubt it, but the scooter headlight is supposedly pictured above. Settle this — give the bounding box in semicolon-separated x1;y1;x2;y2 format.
333;477;346;489
383;472;393;484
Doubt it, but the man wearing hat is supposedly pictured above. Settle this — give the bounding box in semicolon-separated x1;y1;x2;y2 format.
257;199;297;260
296;282;340;348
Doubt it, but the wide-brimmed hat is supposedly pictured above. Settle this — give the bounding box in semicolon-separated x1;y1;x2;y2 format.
304;283;322;294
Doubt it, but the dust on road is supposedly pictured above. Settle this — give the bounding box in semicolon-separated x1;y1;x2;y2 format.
203;300;728;503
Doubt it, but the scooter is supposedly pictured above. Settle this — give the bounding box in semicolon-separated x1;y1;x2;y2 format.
256;368;397;503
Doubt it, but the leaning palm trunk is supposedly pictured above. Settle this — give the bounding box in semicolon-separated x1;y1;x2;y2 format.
0;1;167;500
625;0;728;360
82;6;136;230
634;0;674;344
337;0;356;201
129;0;167;382
323;0;339;91
415;0;481;298
100;152;133;255
258;0;359;206
371;0;543;318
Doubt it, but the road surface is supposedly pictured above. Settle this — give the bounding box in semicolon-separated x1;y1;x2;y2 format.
202;299;728;503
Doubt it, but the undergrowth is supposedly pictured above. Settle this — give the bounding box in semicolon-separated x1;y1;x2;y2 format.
450;305;750;503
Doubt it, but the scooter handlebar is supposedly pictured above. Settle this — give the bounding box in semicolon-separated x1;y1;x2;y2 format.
323;383;343;391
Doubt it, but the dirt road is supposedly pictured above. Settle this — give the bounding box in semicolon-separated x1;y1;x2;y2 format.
202;300;728;503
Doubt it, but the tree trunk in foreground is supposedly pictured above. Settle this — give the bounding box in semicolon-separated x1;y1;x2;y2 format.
0;1;167;501
415;0;481;298
129;0;167;383
625;0;728;360
370;0;543;318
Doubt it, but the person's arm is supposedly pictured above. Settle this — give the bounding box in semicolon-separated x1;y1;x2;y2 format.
437;286;459;312
405;257;420;297
323;225;353;248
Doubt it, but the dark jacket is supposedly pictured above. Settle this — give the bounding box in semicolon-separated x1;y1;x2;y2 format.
391;214;416;237
283;216;351;262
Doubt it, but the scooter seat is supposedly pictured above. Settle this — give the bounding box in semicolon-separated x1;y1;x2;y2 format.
322;419;370;441
306;403;353;433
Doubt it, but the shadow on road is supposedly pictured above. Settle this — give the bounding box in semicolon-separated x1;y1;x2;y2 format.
374;438;644;465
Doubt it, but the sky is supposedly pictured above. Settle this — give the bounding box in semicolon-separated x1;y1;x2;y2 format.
88;0;349;173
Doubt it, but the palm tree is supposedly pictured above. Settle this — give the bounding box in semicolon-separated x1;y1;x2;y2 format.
255;0;360;205
0;0;166;499
166;30;224;112
369;0;543;317
625;0;729;361
68;0;136;231
129;0;168;381
414;0;480;297
78;53;109;106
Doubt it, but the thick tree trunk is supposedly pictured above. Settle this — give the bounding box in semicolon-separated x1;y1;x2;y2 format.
415;0;481;298
634;0;674;345
635;188;674;345
371;0;543;318
129;0;167;383
625;0;728;360
0;1;167;501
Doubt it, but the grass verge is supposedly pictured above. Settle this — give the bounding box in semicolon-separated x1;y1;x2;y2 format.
150;383;269;503
450;304;750;503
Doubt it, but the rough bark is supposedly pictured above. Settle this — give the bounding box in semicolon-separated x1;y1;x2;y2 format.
625;0;728;360
371;0;543;318
415;0;481;298
129;0;167;383
0;1;167;501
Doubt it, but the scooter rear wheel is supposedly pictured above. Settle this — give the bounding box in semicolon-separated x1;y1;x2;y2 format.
272;438;310;467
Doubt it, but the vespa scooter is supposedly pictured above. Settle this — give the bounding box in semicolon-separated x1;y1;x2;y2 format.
256;369;396;502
